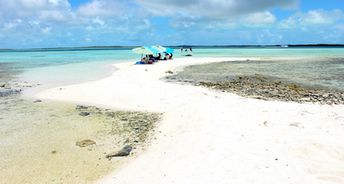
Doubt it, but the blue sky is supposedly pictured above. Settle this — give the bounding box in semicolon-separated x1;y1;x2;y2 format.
0;0;343;48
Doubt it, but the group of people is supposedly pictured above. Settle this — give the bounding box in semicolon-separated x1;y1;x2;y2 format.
181;47;193;56
181;47;192;52
140;52;173;64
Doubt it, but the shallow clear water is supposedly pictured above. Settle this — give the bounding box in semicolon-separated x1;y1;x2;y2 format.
0;49;136;67
0;96;159;184
1;47;344;89
0;97;119;184
0;49;138;88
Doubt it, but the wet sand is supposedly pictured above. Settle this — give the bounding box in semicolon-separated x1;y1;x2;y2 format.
0;95;160;184
0;62;22;81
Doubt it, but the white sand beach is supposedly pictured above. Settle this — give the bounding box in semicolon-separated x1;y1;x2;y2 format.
36;57;344;184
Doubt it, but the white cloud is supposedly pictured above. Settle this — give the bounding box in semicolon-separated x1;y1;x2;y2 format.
39;10;68;21
86;26;94;31
85;37;92;42
169;11;276;30
242;11;276;25
92;17;105;26
280;9;344;29
48;0;66;6
41;26;52;34
137;0;287;28
76;0;124;17
28;20;41;27
336;24;344;31
302;9;343;25
256;29;283;44
3;19;23;30
0;0;71;19
0;0;142;34
137;0;298;19
0;0;153;48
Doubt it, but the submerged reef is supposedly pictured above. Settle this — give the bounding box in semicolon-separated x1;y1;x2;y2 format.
197;75;344;105
165;60;344;105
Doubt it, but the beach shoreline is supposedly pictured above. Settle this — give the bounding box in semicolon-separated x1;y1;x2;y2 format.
33;57;344;184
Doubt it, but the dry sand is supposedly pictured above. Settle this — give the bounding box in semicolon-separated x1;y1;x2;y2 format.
37;57;344;184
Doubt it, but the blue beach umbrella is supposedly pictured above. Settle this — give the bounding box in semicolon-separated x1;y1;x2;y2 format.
166;47;174;54
152;45;165;53
145;46;160;55
153;45;174;54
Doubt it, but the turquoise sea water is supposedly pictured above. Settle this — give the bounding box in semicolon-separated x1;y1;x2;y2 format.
1;47;344;93
0;49;137;92
1;47;343;184
0;49;135;82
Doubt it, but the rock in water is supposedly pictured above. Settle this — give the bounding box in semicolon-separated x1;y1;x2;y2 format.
76;139;96;147
76;105;88;110
0;88;21;97
79;112;90;116
106;145;132;158
33;99;42;103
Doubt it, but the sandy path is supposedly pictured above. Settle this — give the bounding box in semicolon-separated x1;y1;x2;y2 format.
37;57;344;184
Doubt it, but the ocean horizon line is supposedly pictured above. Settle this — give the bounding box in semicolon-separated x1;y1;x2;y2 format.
1;43;344;52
